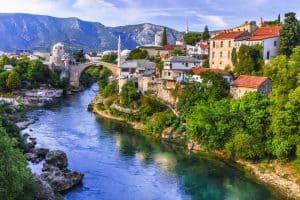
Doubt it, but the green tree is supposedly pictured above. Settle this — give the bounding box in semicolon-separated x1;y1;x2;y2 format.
101;53;117;63
279;12;300;56
231;48;238;67
127;48;149;60
0;71;9;91
6;71;21;91
234;45;264;76
72;49;86;63
202;25;210;41
184;32;202;45
161;27;168;46
120;80;140;107
0;55;10;68
171;49;185;56
27;60;51;83
101;80;118;98
0;128;36;200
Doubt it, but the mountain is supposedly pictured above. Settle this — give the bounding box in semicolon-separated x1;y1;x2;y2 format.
0;13;183;52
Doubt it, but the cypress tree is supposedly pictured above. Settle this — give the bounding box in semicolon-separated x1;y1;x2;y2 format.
161;27;168;46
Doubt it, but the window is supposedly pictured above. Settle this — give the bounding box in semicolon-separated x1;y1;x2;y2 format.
228;41;231;47
274;41;277;47
185;63;188;67
168;72;171;76
212;52;215;58
220;51;223;58
213;41;215;48
221;41;223;48
220;61;222;65
228;51;230;59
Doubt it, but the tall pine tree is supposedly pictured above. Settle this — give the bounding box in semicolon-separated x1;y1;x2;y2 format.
161;27;168;46
202;25;210;41
279;12;300;56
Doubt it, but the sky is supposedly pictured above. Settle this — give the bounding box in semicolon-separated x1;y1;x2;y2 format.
0;0;299;31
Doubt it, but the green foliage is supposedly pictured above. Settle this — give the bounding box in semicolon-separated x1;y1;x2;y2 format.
137;96;167;122
101;53;117;63
27;60;51;83
127;48;149;60
202;58;209;68
101;80;118;98
231;48;238;67
0;71;9;91
202;25;210;41
171;49;185;56
6;71;21;91
279;12;300;56
0;55;10;68
184;32;202;45
71;49;86;63
225;133;264;160
0;129;36;200
161;27;168;46
234;45;264;76
120;80;140;107
147;111;177;133
80;66;112;88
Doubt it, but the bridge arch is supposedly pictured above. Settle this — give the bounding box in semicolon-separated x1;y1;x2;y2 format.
69;61;119;88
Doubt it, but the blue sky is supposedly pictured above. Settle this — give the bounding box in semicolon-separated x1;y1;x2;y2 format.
0;0;299;31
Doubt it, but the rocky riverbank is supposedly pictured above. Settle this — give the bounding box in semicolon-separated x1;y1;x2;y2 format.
22;125;84;200
92;101;300;200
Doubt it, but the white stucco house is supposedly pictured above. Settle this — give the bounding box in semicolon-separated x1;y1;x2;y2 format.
119;59;156;78
235;26;281;61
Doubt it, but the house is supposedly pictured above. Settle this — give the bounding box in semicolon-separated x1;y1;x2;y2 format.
230;75;272;99
210;31;250;70
119;59;156;78
3;65;13;71
162;56;200;88
156;45;186;60
235;26;281;61
229;21;258;33
187;41;210;58
192;68;233;84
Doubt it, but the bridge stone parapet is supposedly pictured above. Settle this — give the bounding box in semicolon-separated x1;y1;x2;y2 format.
69;61;119;88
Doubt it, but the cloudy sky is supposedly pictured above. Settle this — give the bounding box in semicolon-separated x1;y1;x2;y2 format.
0;0;299;31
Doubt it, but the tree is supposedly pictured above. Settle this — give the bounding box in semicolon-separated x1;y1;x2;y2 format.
278;14;281;24
161;27;168;46
27;60;51;83
171;49;185;56
234;44;264;76
202;25;210;41
202;58;209;68
0;71;9;91
6;71;21;91
101;52;117;63
231;48;238;67
279;12;300;56
184;32;202;46
0;128;35;200
120;80;140;107
72;49;86;63
127;48;148;60
0;55;10;68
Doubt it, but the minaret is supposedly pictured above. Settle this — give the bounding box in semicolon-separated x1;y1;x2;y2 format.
185;20;189;34
117;35;121;77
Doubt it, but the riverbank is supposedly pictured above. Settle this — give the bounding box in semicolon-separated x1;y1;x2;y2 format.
92;101;300;200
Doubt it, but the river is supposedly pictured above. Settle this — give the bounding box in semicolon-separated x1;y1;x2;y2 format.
27;84;278;200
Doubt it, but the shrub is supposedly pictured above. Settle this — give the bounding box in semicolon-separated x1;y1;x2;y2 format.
147;111;177;133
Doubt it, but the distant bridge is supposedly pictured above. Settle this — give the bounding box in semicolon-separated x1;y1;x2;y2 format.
69;61;119;88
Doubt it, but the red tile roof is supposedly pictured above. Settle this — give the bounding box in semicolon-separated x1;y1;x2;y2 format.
156;45;186;51
212;31;248;40
193;67;228;75
200;43;210;49
248;26;281;41
232;75;269;89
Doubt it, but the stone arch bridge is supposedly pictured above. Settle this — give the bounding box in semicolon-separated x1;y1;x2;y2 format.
69;61;119;88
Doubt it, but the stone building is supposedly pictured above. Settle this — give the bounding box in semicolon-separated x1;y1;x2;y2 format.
230;75;272;99
49;43;72;79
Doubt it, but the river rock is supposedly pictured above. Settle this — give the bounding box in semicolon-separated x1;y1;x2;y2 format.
41;168;84;192
45;150;68;170
31;148;50;159
33;175;56;200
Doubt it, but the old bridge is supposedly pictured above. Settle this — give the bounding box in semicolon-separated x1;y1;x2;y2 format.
69;61;119;88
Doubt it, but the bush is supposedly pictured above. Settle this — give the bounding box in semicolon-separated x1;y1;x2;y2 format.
138;96;167;122
147;111;177;133
120;80;140;108
101;81;118;98
225;133;264;160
